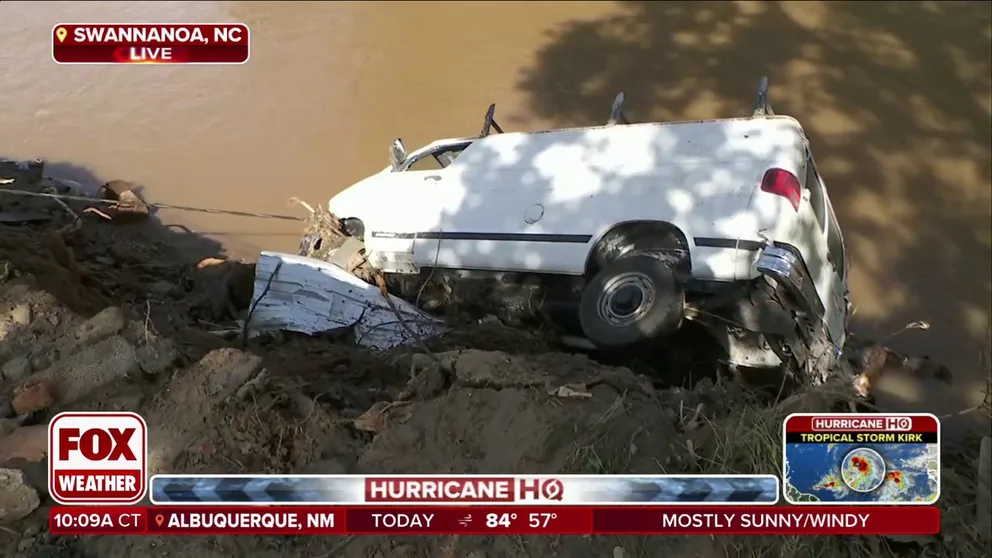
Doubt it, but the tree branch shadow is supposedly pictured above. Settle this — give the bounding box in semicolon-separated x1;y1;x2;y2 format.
516;0;991;427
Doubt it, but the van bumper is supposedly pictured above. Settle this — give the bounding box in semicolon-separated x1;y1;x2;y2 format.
755;245;824;319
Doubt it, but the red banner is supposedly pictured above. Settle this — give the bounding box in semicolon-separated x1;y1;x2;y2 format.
52;24;249;65
49;505;939;535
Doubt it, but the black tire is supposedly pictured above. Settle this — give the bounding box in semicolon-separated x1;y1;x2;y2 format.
341;217;365;240
578;255;685;348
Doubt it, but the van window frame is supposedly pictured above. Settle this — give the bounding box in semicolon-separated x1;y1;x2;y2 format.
825;198;846;279
803;153;828;233
398;140;475;172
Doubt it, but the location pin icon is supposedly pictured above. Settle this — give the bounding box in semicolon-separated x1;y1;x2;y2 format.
55;27;67;43
155;514;164;527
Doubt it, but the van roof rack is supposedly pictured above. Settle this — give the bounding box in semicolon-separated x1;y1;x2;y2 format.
480;104;504;137
607;92;629;125
752;76;774;117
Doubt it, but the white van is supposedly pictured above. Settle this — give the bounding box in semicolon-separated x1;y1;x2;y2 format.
309;78;851;382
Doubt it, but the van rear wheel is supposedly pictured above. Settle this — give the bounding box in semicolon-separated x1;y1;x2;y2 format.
578;255;684;348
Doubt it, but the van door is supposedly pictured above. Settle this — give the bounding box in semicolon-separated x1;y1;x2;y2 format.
365;170;445;274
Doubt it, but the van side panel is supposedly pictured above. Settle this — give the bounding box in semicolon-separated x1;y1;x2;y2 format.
349;116;810;279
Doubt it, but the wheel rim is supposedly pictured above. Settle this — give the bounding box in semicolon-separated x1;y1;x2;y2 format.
597;271;656;327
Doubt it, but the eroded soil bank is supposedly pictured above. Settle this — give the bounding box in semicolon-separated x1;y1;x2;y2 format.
0;163;988;558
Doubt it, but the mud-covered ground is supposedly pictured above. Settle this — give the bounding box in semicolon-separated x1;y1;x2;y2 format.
0;162;988;558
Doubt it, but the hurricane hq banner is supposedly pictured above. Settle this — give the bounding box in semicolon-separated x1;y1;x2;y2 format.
47;411;941;536
148;474;780;505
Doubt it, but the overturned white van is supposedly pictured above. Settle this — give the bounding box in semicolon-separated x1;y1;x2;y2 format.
304;78;851;383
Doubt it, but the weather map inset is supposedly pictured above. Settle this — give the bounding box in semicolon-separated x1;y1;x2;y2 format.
782;414;939;505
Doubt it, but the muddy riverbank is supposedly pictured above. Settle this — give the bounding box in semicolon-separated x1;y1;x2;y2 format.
1;161;990;557
2;1;989;426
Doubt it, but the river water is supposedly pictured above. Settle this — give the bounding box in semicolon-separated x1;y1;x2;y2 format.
1;1;989;431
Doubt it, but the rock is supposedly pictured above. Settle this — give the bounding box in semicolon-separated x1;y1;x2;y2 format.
28;353;51;373
0;419;22;437
0;322;13;344
99;181;149;223
136;339;177;376
116;190;150;220
7;304;31;326
54;306;128;358
288;391;316;419
11;382;54;414
0;425;47;462
0;468;39;524
1;355;31;383
19;335;139;406
99;180;133;200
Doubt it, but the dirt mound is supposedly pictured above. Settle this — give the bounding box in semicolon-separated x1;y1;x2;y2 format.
1;164;988;558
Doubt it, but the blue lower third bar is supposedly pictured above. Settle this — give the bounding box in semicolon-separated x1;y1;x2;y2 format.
609;475;779;503
150;475;358;504
149;475;779;505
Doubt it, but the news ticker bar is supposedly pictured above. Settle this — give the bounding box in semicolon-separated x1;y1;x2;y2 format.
52;24;249;65
49;505;940;536
148;475;779;505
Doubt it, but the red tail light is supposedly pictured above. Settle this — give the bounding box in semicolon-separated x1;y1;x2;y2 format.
760;168;801;211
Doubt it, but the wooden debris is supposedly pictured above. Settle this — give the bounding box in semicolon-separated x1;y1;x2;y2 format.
548;384;592;399
88;180;149;223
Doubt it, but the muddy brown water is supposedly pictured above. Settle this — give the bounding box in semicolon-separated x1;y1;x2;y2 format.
1;1;990;434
